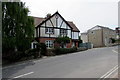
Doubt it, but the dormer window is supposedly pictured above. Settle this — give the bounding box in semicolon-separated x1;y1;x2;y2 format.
45;28;54;34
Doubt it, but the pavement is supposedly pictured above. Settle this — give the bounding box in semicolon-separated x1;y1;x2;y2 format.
2;46;118;79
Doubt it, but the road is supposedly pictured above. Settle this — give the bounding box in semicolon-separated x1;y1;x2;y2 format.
2;46;118;78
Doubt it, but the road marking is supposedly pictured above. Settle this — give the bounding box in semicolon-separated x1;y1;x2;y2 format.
99;65;118;80
13;72;34;78
104;67;118;78
112;50;118;53
100;65;118;78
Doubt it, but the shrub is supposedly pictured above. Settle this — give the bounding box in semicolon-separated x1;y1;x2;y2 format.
25;43;46;58
4;51;23;62
33;43;47;56
25;48;40;59
55;36;70;48
77;47;87;51
39;43;47;56
53;47;77;55
110;38;116;43
46;49;56;56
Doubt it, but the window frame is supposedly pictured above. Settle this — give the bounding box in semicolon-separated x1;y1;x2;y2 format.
45;40;54;48
45;28;54;34
60;29;67;35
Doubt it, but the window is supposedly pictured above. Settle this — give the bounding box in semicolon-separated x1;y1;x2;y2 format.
45;40;54;48
60;29;67;35
45;28;54;34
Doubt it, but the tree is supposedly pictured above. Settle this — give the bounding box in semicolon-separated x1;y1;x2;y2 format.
2;2;34;54
79;36;83;43
55;36;70;48
110;38;116;43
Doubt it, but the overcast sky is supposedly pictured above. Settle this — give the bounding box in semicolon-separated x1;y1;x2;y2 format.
21;0;119;33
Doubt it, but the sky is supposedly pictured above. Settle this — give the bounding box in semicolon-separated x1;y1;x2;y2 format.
21;0;119;33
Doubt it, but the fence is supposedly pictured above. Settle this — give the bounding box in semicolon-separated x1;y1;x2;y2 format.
79;42;93;49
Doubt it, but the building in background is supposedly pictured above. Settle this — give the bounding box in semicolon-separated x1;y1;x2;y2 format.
81;25;117;48
81;32;88;43
33;11;80;48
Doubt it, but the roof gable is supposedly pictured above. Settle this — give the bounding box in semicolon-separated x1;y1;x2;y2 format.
88;25;115;32
37;11;72;29
88;25;102;31
33;11;80;32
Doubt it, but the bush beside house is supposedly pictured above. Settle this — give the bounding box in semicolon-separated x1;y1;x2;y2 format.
2;42;46;63
53;47;77;55
55;36;70;48
25;43;47;58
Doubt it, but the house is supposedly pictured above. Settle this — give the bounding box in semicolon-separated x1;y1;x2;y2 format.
33;11;80;48
81;32;88;43
81;25;117;47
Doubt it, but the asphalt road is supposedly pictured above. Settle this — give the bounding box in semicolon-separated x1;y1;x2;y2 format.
2;46;118;78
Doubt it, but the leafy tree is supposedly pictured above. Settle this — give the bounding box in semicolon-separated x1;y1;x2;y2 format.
110;38;116;43
79;36;83;43
2;2;34;54
55;36;70;48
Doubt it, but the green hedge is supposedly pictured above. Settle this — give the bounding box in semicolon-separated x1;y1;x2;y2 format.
25;48;40;59
3;43;47;63
3;51;24;62
25;43;46;58
53;47;77;55
39;43;47;56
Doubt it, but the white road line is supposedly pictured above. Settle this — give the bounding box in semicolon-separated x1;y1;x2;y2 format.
100;65;118;78
98;65;118;80
13;72;34;78
104;67;118;78
112;50;118;53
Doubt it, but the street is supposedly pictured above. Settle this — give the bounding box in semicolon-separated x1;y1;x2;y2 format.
2;46;118;78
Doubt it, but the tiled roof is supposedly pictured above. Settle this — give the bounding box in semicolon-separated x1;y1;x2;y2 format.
33;17;45;27
67;21;80;32
33;16;80;32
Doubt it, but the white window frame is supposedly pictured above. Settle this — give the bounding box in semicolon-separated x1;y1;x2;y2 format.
45;40;54;48
45;28;54;34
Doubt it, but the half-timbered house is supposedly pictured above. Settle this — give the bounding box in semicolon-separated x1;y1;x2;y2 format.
33;11;80;48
